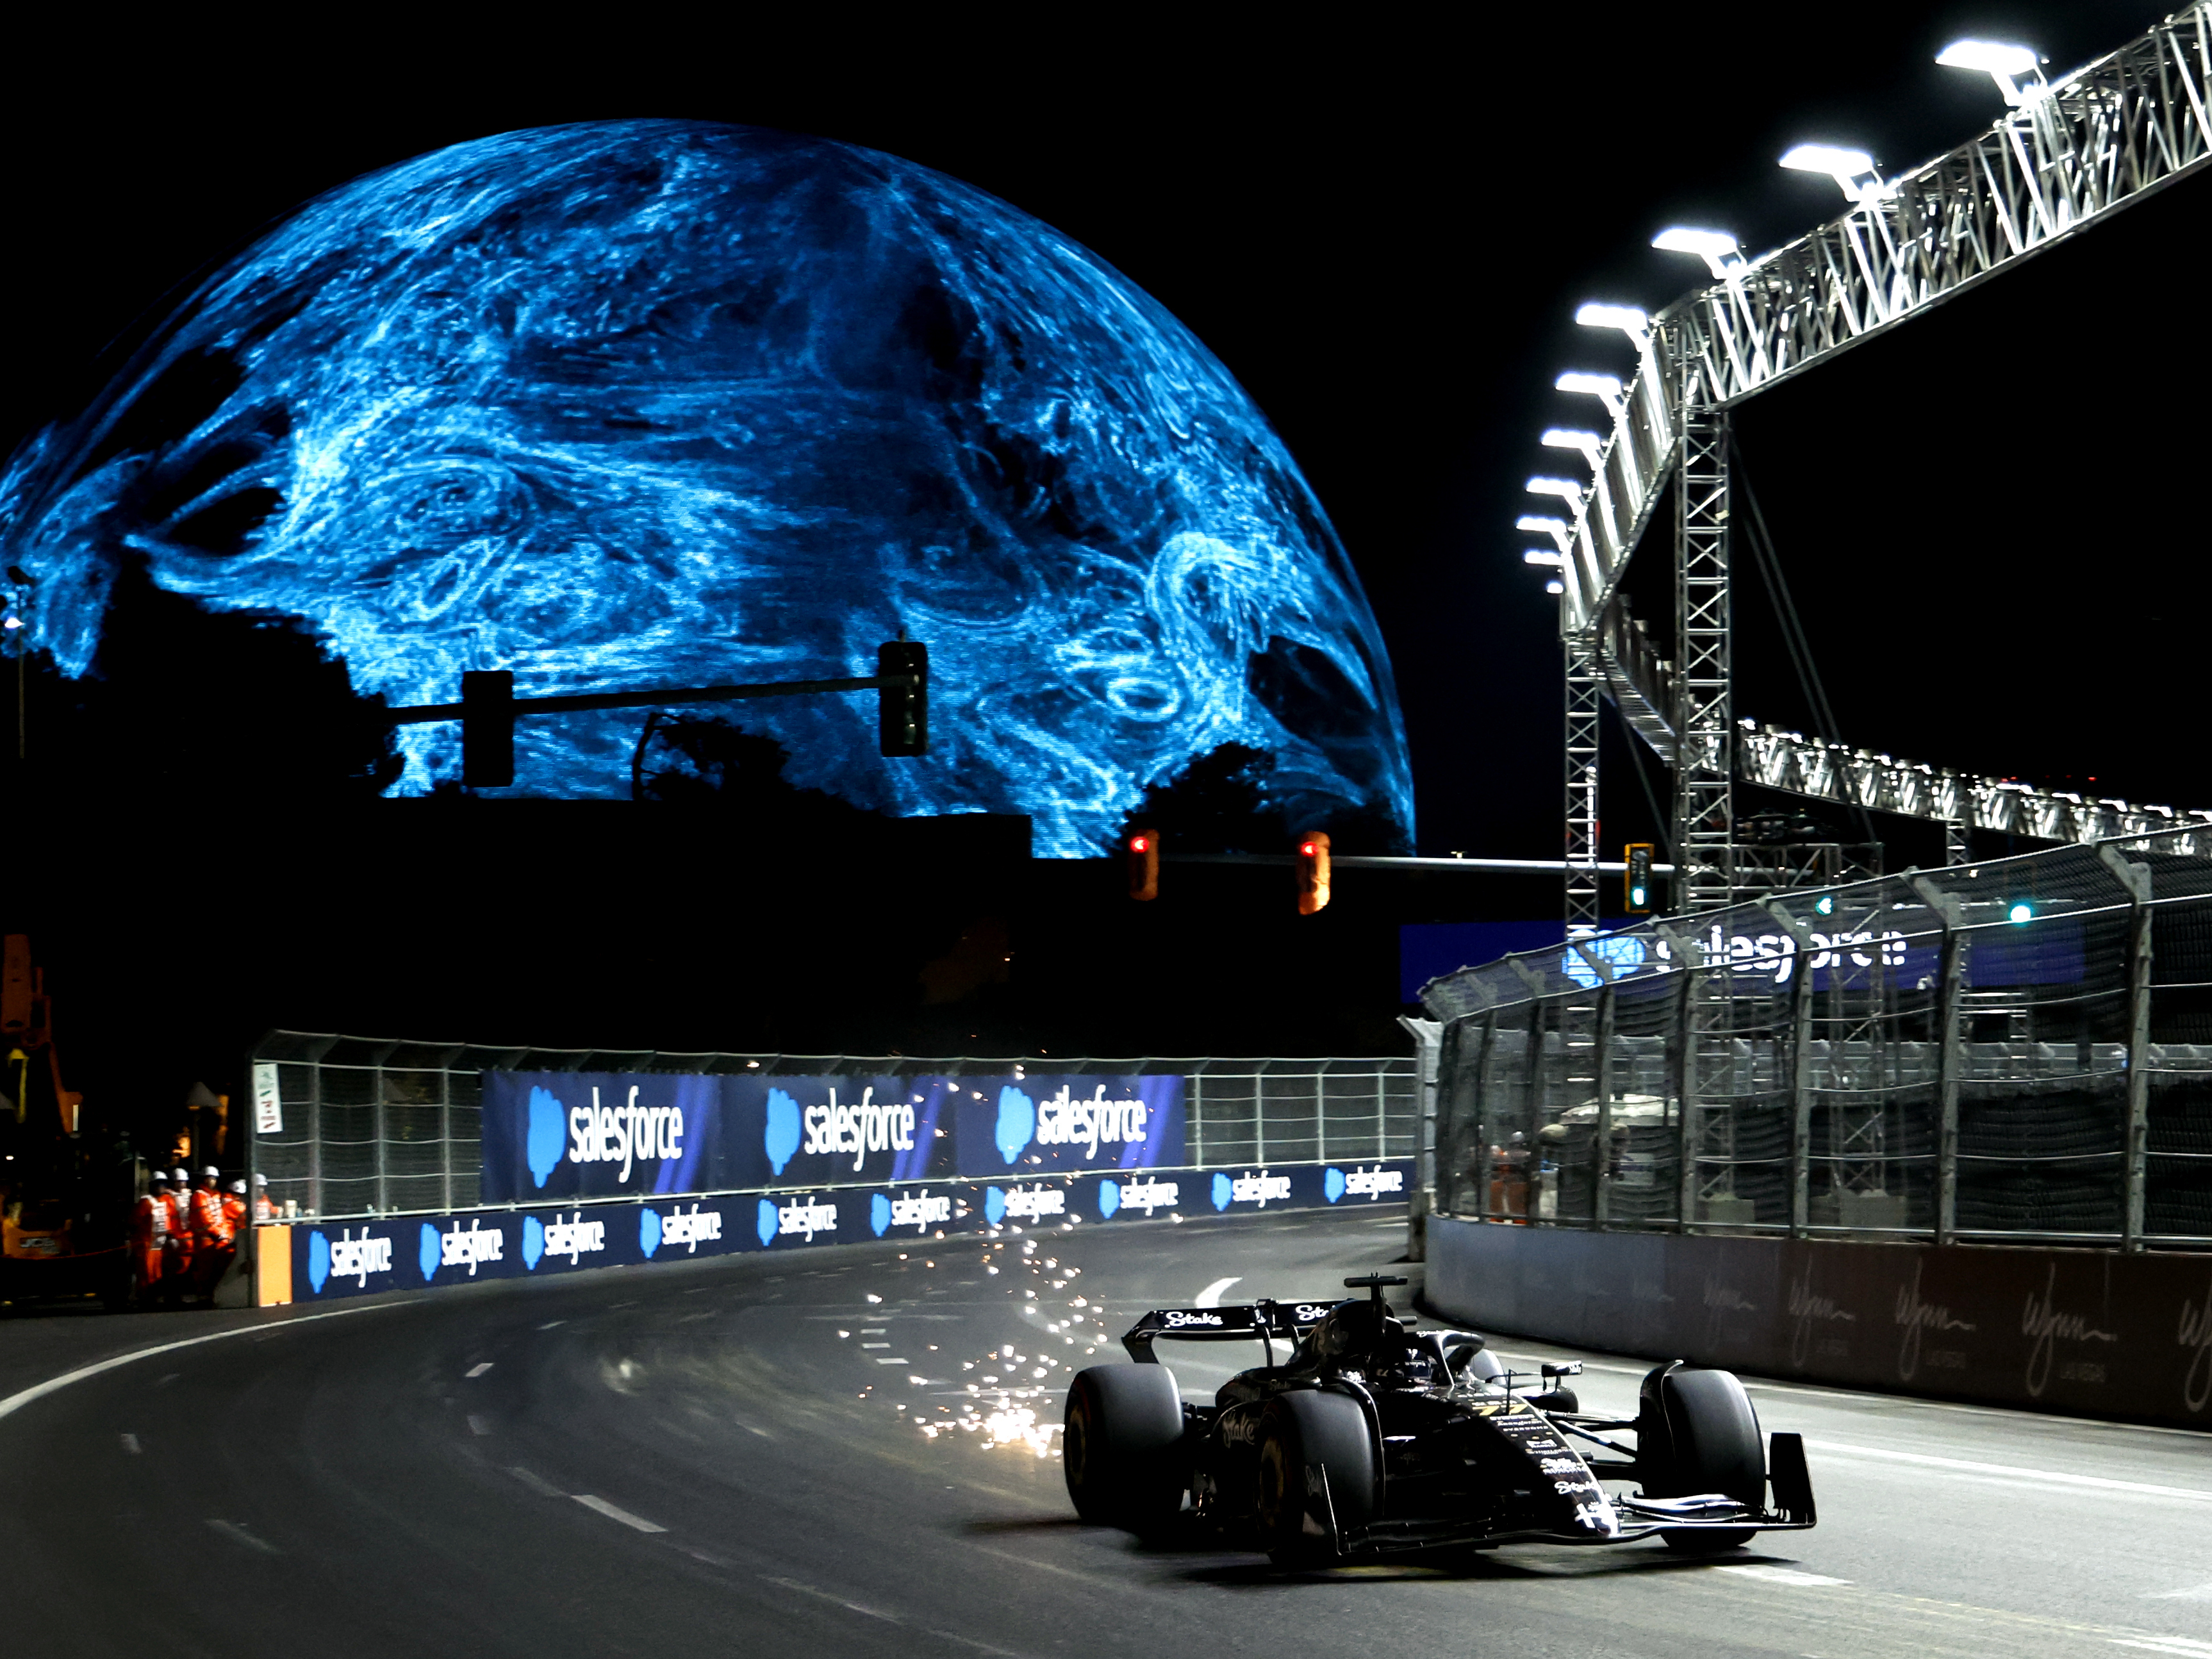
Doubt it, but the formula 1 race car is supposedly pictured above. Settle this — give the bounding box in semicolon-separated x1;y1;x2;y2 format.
1062;1275;1815;1565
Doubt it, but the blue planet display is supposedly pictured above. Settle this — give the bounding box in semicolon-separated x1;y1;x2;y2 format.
0;120;1412;855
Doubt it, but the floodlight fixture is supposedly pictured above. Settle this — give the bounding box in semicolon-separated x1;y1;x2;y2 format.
1525;475;1583;505
1938;38;2045;104
1555;372;1625;417
1544;579;1565;595
1515;514;1572;554
1781;143;1885;202
1651;226;1744;279
1542;428;1604;469
1521;548;1564;567
1574;302;1651;352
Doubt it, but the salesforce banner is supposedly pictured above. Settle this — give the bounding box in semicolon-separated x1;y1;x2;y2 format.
481;1071;1185;1203
286;1159;1411;1302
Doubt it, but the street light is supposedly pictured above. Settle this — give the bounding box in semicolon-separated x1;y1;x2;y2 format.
1515;514;1572;555
1938;38;2045;105
1651;226;1743;279
1544;579;1564;595
1521;549;1564;567
1554;372;1624;418
1574;302;1651;353
1542;428;1604;470
1525;475;1583;508
1780;143;1885;202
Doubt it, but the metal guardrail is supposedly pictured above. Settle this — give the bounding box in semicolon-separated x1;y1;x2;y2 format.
245;1037;1418;1220
1419;833;2212;1251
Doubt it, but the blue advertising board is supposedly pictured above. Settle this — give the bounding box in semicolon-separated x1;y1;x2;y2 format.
285;1157;1411;1302
480;1072;1185;1203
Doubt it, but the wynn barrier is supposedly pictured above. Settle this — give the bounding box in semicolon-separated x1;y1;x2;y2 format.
240;1039;1414;1305
1416;832;2212;1427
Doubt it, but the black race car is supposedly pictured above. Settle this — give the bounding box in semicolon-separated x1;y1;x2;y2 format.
1062;1275;1815;1565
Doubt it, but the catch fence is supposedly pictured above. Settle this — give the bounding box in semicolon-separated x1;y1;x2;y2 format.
1418;835;2212;1250
244;1039;1417;1220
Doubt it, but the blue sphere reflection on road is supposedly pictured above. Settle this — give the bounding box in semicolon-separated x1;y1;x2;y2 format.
0;120;1412;855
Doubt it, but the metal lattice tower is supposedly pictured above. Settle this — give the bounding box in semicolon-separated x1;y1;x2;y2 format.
1539;4;2211;925
1564;640;1603;931
1673;408;1733;910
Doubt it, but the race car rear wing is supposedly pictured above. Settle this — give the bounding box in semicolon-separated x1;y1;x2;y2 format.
1122;1298;1339;1364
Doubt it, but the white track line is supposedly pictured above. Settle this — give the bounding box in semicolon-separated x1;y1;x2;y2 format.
465;1362;494;1378
1194;1278;1241;1308
1806;1439;2212;1501
0;1302;406;1427
574;1494;666;1533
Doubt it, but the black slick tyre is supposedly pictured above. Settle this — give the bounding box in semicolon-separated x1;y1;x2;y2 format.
1063;1364;1187;1532
1254;1389;1375;1569
1644;1367;1764;1553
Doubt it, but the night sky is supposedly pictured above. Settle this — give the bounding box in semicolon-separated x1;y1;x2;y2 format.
4;1;2202;862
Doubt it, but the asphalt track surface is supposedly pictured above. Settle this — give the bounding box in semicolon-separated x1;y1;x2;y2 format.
8;1207;2212;1659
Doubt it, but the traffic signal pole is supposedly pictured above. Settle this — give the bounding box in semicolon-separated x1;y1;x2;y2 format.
386;643;928;787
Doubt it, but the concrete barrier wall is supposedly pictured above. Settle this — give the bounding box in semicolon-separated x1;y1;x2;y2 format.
1426;1216;2212;1430
258;1160;1414;1305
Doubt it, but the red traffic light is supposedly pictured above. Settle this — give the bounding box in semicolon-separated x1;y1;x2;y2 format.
1127;826;1160;902
1294;830;1332;915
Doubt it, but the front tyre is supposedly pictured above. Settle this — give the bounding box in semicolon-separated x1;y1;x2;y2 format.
1643;1367;1765;1553
1063;1365;1187;1533
1255;1389;1376;1569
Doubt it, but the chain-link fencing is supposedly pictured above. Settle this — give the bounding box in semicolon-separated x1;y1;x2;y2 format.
1419;835;2212;1248
245;1038;1418;1221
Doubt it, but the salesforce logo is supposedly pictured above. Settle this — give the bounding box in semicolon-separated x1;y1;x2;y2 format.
764;1088;802;1176
420;1217;505;1282
1214;1169;1292;1210
526;1087;566;1188
641;1202;722;1259
765;1194;838;1244
987;1184;1066;1224
804;1088;917;1172
1339;1164;1405;1201
871;1189;951;1237
306;1226;394;1294
540;1211;607;1266
994;1087;1036;1166
1118;1176;1179;1216
565;1086;685;1184
1032;1086;1150;1160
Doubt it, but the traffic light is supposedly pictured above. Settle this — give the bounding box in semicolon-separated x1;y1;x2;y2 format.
1624;843;1655;912
1127;827;1160;901
461;670;514;788
1295;831;1332;916
878;639;929;757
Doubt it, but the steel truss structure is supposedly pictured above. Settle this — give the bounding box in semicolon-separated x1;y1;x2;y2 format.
1551;5;2211;921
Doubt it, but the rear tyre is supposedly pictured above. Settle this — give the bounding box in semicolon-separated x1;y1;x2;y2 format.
1063;1365;1187;1533
1642;1367;1764;1553
1255;1389;1376;1569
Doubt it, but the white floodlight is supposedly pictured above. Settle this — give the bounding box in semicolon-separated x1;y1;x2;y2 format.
1780;143;1885;202
1515;514;1572;554
1938;38;2045;104
1525;475;1583;504
1542;427;1603;469
1554;372;1624;417
1574;302;1651;351
1651;226;1743;279
1544;579;1565;595
1522;549;1564;567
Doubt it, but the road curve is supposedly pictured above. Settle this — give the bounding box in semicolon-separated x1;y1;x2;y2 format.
6;1207;2212;1658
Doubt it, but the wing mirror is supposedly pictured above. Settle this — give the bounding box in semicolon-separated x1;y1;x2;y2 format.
1540;1362;1583;1380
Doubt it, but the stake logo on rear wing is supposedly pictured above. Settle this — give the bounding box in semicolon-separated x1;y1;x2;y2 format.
1122;1298;1339;1364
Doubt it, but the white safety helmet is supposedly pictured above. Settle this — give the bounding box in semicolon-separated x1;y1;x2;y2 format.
172;1168;190;1184
202;1165;219;1178
252;1173;267;1187
229;1179;247;1194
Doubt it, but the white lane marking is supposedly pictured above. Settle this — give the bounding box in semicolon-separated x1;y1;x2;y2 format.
538;1320;566;1331
2112;1639;2212;1656
465;1362;494;1378
861;1342;891;1349
1805;1439;2212;1501
119;1433;141;1454
574;1494;666;1533
2150;1586;2212;1601
0;1302;405;1428
1716;1564;1850;1587
764;1574;898;1622
205;1519;278;1555
1194;1278;1241;1308
508;1465;565;1498
467;1414;493;1437
875;1358;911;1366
